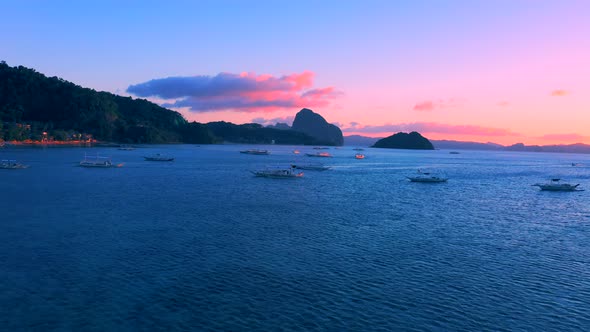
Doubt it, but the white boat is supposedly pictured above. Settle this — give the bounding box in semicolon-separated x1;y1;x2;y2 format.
407;170;448;183
292;163;331;171
144;153;174;161
252;166;303;178
80;154;122;168
306;152;332;158
533;179;582;191
0;159;29;169
240;149;270;155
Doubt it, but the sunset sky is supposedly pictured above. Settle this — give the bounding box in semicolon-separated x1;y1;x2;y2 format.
2;0;589;145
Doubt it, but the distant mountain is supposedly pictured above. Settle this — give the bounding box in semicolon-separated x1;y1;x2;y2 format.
292;108;343;146
372;132;434;150
266;122;291;130
506;143;590;154
206;121;324;145
431;139;503;150
343;135;381;147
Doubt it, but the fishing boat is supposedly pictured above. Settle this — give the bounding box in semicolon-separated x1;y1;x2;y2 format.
305;152;332;158
240;149;270;155
533;179;582;191
80;154;122;168
144;153;174;161
0;159;29;169
118;145;135;151
252;166;303;178
291;163;331;171
407;170;447;183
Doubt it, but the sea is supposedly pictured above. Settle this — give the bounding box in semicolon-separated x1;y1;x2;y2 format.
1;144;589;331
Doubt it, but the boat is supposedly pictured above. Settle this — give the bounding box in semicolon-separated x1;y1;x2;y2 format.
293;150;300;154
251;166;304;178
144;153;174;161
407;170;448;183
291;163;331;171
305;152;332;158
313;147;330;150
449;151;460;154
80;154;122;168
355;153;365;159
240;149;270;155
352;148;364;151
533;179;582;191
0;159;29;169
118;145;135;151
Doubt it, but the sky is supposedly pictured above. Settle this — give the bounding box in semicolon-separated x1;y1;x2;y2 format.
2;0;589;145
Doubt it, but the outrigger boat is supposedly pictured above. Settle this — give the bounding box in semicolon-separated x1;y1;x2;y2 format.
0;159;29;169
80;154;123;168
240;149;270;155
407;170;448;183
252;165;304;178
533;179;582;191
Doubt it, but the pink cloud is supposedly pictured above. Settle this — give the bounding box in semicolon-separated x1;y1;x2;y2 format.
127;71;341;112
413;101;435;111
497;101;510;107
413;98;464;111
538;133;588;142
343;122;517;137
551;89;568;96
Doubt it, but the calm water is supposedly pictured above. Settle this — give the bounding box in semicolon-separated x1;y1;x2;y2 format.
1;145;590;331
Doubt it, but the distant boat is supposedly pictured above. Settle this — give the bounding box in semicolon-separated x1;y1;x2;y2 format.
0;159;29;169
313;147;330;150
306;152;332;158
293;150;300;154
240;149;270;155
292;163;331;171
355;153;365;159
144;153;174;161
533;179;582;191
118;145;135;151
449;151;460;154
352;148;364;151
407;170;447;183
251;166;303;178
80;154;122;168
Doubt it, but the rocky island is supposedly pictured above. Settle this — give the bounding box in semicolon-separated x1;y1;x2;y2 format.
292;108;343;146
372;131;434;150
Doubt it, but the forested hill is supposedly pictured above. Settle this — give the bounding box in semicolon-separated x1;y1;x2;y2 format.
0;61;206;143
0;62;338;145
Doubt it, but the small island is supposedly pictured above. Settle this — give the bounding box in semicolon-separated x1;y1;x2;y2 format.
372;131;434;150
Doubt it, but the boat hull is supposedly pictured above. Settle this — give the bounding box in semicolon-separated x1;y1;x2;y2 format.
407;177;447;183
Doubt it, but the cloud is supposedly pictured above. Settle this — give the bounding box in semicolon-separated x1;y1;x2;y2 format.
413;101;435;111
551;89;568;96
343;122;517;137
251;116;295;126
127;71;341;112
497;101;510;107
413;98;464;111
538;133;588;141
